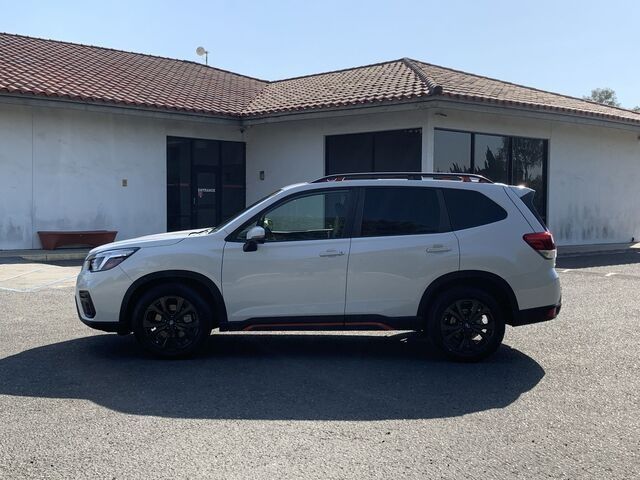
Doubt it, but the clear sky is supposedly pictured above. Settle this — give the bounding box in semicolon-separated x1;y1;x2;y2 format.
2;0;639;109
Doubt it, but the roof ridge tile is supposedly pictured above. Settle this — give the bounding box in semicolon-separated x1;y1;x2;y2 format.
401;58;442;95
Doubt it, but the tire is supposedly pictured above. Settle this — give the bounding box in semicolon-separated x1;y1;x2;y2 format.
426;286;505;362
131;283;213;358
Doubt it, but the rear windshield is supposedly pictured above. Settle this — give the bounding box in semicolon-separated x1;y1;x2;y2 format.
520;191;547;229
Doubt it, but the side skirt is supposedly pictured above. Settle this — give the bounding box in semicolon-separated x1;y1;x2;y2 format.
218;315;419;332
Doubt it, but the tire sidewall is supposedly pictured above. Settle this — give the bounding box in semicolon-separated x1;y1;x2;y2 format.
132;283;213;358
427;287;506;362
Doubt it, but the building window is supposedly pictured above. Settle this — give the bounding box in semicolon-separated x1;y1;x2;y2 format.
434;130;471;173
434;128;548;221
325;128;422;175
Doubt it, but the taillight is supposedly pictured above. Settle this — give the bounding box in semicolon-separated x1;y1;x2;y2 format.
523;231;556;260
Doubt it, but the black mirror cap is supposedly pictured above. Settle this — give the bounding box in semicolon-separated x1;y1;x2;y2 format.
243;240;258;252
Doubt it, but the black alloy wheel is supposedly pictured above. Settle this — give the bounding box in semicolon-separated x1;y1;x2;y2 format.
428;287;505;362
132;283;212;358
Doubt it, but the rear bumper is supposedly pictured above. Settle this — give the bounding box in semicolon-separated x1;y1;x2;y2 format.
510;302;561;327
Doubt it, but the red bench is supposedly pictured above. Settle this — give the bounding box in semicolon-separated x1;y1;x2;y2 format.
37;230;118;250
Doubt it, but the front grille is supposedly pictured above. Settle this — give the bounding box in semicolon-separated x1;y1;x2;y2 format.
78;290;96;318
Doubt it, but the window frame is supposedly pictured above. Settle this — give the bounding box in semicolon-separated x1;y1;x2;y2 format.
351;186;451;238
226;187;358;243
433;128;548;222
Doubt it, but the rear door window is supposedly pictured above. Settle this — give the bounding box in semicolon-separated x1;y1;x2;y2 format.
360;187;442;237
442;188;507;231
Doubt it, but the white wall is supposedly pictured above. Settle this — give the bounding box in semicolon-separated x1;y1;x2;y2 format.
2;100;638;250
244;109;431;202
549;123;640;244
0;104;33;249
0;102;242;249
247;107;640;246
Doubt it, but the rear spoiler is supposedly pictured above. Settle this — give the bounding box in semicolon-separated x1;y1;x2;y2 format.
508;185;535;198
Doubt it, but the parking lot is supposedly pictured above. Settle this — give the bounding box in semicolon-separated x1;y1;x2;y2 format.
0;252;638;479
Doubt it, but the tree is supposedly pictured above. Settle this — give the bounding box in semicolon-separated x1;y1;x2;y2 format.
633;106;640;112
583;87;620;107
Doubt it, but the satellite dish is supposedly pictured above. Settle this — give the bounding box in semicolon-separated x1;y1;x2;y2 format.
195;46;209;65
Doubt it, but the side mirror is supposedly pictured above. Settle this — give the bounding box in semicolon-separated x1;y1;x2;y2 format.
243;226;266;252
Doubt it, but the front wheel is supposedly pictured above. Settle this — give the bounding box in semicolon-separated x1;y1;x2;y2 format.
132;283;212;358
427;287;505;362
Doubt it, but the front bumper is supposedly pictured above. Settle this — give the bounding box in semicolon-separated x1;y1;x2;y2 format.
75;263;132;333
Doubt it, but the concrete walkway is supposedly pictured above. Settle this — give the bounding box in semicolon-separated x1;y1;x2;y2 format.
0;259;82;292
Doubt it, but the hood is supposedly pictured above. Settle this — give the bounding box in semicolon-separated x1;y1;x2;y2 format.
88;228;210;255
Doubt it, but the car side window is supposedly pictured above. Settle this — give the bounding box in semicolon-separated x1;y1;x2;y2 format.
360;187;441;237
234;190;350;242
442;188;507;230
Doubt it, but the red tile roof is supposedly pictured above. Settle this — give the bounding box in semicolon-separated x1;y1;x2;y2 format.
407;59;640;124
1;32;639;125
0;33;267;116
243;60;432;115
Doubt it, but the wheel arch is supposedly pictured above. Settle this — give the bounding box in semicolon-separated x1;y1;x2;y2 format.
119;270;227;332
418;270;519;326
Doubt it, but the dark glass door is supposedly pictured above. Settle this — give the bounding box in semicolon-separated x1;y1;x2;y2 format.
193;167;218;228
167;137;245;232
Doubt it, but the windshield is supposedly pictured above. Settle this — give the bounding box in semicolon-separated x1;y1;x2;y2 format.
209;189;282;234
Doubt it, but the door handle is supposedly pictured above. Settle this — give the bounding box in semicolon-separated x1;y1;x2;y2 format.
319;249;345;257
426;244;452;253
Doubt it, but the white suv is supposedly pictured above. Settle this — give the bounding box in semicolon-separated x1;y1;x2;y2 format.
76;172;561;361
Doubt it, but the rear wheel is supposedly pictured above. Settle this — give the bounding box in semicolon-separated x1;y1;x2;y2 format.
427;287;505;362
132;283;212;358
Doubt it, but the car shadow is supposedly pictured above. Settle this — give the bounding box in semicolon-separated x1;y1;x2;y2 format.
0;332;544;420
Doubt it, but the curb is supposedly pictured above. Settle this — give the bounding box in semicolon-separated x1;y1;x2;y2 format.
18;252;88;261
557;242;639;258
0;249;89;262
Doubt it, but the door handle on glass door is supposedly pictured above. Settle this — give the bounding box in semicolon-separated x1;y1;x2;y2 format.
426;244;452;253
319;249;345;257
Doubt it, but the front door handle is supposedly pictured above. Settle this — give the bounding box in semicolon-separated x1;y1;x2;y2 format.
319;249;345;257
426;244;452;253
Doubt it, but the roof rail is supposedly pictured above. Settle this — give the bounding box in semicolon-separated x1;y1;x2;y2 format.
312;172;494;183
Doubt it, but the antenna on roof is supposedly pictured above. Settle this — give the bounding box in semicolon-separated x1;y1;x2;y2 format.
196;46;209;65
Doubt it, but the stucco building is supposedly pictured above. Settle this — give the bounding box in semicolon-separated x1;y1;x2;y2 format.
1;33;639;250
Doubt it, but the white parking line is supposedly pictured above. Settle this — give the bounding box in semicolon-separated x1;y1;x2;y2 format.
0;286;29;293
0;267;48;282
0;274;78;293
605;272;618;277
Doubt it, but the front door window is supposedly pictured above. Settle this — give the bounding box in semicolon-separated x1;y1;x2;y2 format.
233;190;350;242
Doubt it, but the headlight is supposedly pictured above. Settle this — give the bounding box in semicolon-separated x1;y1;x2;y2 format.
86;248;138;272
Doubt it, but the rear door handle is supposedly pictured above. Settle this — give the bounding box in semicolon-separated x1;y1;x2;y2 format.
319;249;345;257
426;244;452;253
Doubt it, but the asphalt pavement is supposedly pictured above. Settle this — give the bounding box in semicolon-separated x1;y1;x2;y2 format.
0;252;638;479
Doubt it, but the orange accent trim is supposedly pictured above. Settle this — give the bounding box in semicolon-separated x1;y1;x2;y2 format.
242;321;394;331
